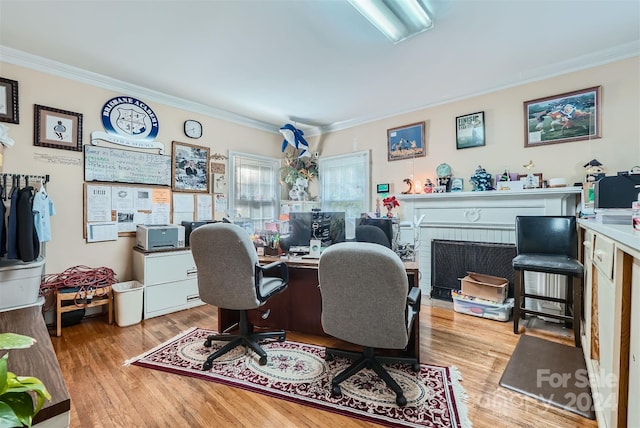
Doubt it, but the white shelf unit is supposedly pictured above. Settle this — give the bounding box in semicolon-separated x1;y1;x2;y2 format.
132;248;204;319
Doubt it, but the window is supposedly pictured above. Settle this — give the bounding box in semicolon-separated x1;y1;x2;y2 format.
228;151;280;231
319;150;370;218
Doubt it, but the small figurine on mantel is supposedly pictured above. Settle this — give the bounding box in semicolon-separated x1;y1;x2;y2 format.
522;160;539;189
424;179;434;194
583;159;605;182
470;165;494;191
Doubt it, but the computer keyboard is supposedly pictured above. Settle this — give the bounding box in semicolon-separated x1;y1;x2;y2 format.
289;246;310;254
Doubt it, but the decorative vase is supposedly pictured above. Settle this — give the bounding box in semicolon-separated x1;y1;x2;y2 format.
386;206;393;218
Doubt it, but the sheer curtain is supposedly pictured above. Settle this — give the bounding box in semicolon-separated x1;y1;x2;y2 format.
319;150;370;238
228;151;280;231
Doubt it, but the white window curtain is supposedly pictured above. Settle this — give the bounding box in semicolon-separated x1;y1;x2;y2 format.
228;151;280;231
319;150;370;239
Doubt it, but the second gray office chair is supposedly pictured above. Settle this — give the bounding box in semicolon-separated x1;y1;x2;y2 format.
355;224;391;248
190;223;289;370
318;242;421;406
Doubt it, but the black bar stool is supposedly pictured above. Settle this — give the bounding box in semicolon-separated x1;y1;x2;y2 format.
512;216;583;347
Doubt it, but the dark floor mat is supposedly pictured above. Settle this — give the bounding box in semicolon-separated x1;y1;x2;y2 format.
499;334;596;419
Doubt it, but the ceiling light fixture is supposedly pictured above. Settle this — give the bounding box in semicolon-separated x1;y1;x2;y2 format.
348;0;433;43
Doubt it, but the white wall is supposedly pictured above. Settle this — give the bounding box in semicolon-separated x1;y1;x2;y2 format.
310;57;640;218
0;62;281;280
1;56;638;280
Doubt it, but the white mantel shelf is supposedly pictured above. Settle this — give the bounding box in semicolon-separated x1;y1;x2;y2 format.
397;186;582;202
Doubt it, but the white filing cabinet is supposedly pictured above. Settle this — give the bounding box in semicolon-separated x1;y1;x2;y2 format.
132;248;204;319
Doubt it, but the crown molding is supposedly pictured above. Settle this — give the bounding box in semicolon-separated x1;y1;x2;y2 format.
315;41;640;136
0;46;280;134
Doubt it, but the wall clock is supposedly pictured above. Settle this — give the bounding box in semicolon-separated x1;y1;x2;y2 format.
184;120;202;139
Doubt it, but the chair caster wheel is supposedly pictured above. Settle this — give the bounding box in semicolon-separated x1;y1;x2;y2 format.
278;335;286;342
412;363;421;371
202;361;213;371
259;356;268;365
331;385;341;397
324;353;334;362
396;395;407;407
204;339;212;347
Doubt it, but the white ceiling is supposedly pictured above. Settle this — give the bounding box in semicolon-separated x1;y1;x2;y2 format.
1;0;638;135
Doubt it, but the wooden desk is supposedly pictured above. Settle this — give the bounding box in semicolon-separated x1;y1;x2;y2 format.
218;256;421;361
0;306;71;426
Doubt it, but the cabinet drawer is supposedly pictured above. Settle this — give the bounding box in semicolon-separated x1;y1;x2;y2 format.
142;251;198;285
144;279;200;317
593;234;614;281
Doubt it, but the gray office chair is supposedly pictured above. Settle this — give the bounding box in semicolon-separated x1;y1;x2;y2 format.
355;224;391;248
318;242;421;406
190;223;289;370
512;216;583;347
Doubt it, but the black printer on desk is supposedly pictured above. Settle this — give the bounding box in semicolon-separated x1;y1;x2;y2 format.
182;220;217;246
594;174;640;208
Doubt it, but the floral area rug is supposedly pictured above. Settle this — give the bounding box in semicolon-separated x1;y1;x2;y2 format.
125;327;471;428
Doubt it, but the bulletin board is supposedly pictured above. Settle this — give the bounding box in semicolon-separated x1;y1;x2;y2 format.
83;183;214;242
84;145;171;186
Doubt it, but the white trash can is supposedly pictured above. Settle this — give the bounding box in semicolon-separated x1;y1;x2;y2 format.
112;281;143;327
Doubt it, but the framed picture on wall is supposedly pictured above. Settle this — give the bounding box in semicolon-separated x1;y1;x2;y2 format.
387;121;425;161
0;77;19;124
523;86;601;147
455;111;485;149
34;104;83;151
172;140;210;193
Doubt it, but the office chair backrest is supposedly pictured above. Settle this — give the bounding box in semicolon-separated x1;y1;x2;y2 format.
515;216;578;258
190;223;262;310
355;225;391;248
319;242;409;349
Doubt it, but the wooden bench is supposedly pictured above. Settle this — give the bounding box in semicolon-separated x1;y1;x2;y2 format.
56;286;112;336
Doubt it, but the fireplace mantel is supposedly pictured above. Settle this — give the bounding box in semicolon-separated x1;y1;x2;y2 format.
397;187;582;296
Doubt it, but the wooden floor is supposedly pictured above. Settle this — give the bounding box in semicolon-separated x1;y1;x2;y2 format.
49;302;598;428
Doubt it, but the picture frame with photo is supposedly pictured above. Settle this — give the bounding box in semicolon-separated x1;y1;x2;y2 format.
387;121;425;161
455;111;485;149
523;86;601;147
34;104;83;151
0;77;19;124
517;173;543;189
172;141;210;193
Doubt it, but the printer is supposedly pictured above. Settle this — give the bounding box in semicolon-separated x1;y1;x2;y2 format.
136;224;185;251
594;174;640;209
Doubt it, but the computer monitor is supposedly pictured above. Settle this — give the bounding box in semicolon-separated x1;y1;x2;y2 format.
288;211;345;248
356;216;394;248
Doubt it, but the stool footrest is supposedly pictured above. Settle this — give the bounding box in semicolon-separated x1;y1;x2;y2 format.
522;293;569;305
518;307;573;322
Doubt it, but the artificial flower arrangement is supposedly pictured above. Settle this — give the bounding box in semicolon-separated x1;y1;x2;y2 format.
382;195;400;218
280;150;319;186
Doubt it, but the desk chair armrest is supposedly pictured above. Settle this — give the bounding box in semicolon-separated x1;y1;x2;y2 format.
407;287;421;309
255;260;289;287
406;287;421;330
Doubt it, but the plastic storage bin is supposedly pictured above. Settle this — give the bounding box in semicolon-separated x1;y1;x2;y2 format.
0;257;45;311
112;281;143;327
452;290;514;322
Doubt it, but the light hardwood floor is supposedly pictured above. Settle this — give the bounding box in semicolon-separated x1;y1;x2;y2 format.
50;302;597;428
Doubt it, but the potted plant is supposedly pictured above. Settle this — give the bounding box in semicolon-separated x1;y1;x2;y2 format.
0;333;50;428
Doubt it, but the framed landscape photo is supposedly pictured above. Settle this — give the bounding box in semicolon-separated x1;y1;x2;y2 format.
387;121;425;161
0;77;19;124
523;86;601;147
455;111;485;149
172;140;210;193
34;104;83;151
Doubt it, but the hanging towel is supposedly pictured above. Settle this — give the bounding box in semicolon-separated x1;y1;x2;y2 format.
33;185;55;243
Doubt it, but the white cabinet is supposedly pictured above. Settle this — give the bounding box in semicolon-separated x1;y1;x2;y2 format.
132;248;204;319
578;220;640;428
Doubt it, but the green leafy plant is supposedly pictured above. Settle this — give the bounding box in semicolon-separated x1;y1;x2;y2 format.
0;333;50;428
